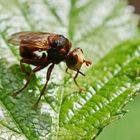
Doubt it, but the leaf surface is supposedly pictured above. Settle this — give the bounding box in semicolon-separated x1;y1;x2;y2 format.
0;0;139;139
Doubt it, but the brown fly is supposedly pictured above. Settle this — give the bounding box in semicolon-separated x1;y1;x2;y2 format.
8;32;91;108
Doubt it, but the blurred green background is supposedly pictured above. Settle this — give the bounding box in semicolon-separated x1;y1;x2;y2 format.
97;1;140;140
97;95;140;140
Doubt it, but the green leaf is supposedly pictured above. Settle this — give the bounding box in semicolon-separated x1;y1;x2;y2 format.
0;0;139;140
59;39;140;139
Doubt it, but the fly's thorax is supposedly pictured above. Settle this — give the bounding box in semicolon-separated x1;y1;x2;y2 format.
66;48;85;70
48;34;71;53
47;34;72;64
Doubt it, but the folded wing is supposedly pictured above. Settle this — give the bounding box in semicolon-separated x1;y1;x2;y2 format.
8;31;52;49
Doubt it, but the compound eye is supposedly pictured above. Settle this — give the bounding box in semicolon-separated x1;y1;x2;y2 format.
53;40;59;46
53;40;64;49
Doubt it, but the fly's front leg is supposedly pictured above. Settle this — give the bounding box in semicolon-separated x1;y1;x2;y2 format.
74;70;85;92
33;64;55;109
66;67;72;76
12;65;46;97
